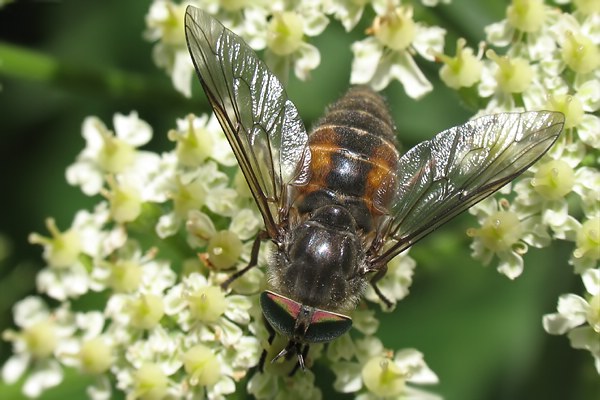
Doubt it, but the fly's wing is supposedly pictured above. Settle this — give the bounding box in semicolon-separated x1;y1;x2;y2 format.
372;111;564;266
184;6;309;237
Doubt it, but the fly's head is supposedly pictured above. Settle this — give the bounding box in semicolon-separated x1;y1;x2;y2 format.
260;290;352;369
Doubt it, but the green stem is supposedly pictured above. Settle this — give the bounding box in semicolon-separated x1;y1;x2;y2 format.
0;41;191;106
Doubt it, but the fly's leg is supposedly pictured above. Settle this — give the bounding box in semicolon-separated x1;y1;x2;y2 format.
289;344;309;376
369;264;393;308
221;230;268;290
258;316;276;373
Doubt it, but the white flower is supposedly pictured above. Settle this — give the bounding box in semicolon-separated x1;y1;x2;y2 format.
155;160;233;238
66;112;159;196
570;216;600;273
163;272;252;347
552;12;600;80
56;312;113;400
115;360;182;400
29;204;127;301
485;0;561;60
325;0;389;32
168;113;236;168
543;268;600;373
350;6;445;98
263;7;327;83
145;1;192;97
437;38;484;89
180;333;261;399
468;197;551;279
330;335;440;399
513;156;588;241
478;50;537;112
248;367;322;400
1;298;76;398
363;250;416;310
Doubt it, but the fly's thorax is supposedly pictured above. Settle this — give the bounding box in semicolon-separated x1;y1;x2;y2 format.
267;205;367;314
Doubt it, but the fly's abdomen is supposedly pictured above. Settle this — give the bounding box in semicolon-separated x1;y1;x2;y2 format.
296;86;400;232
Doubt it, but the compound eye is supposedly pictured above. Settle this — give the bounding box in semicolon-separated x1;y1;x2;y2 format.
261;291;298;338
260;291;352;343
303;309;352;343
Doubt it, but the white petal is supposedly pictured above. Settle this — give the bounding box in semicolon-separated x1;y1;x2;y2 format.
156;212;181;238
172;50;194;98
326;334;355;362
81;116;106;150
331;361;363;392
567;326;600;352
302;8;329;36
582;268;600;296
211;375;236;397
543;312;581;335
162;284;187;316
1;353;30;383
36;267;89;301
577;114;600;149
350;38;383;85
65;161;104;196
556;293;589;316
113;111;152;146
231;336;261;369
412;25;446;61
13;297;49;327
527;32;557;61
205;187;238;216
225;295;252;325
23;360;63;398
381;51;433;99
543;294;588;334
575;78;600;112
294;42;320;81
496;250;524;279
582;13;600;43
247;370;278;399
207;115;237;167
218;318;243;347
395;349;439;384
477;61;498;98
87;375;112;400
485;20;513;47
77;311;106;338
327;1;364;31
352;308;379;336
542;200;570;228
229;209;261;240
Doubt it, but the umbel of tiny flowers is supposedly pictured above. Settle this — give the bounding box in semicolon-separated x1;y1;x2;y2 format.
144;0;448;99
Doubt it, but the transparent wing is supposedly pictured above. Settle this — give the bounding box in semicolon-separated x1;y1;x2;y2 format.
184;6;309;237
373;111;564;265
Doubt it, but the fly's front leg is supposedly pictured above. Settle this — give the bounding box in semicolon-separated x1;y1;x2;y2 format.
369;263;393;309
258;315;276;373
221;230;268;290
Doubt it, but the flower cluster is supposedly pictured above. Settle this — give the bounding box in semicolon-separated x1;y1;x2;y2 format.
2;111;432;399
433;0;598;371
144;0;448;99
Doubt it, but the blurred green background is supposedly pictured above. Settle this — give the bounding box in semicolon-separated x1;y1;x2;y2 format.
0;1;597;399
